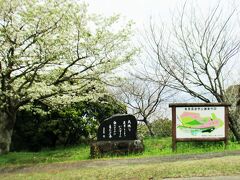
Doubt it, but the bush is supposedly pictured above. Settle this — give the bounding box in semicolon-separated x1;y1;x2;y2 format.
151;118;172;137
11;95;126;152
137;118;172;138
137;123;151;139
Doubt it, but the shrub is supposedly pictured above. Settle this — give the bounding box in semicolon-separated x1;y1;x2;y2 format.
11;95;126;151
137;123;151;139
151;118;172;137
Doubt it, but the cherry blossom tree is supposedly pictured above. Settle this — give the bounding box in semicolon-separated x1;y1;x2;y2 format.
0;0;136;154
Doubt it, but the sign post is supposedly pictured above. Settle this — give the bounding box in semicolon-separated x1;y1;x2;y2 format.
169;103;230;152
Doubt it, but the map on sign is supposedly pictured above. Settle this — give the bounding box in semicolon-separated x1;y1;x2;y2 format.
176;107;225;138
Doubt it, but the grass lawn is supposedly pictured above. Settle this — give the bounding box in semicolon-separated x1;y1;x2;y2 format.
1;155;240;179
1;137;240;167
0;144;89;166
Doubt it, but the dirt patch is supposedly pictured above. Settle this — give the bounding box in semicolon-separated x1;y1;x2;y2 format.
1;150;240;175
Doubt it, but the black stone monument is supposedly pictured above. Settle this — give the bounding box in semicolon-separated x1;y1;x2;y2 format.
97;114;137;141
90;114;144;158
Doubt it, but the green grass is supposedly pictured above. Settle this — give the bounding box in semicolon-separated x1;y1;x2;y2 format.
0;144;89;166
1;137;240;166
1;156;240;179
141;137;240;157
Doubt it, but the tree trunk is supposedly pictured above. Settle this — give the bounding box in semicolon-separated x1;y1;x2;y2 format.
143;118;155;137
0;109;16;154
228;111;240;141
224;85;240;142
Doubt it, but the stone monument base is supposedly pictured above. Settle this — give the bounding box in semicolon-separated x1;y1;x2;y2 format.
90;140;144;158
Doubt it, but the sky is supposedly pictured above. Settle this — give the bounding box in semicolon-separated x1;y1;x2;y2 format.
86;0;240;81
87;0;177;26
86;0;237;29
86;0;240;118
